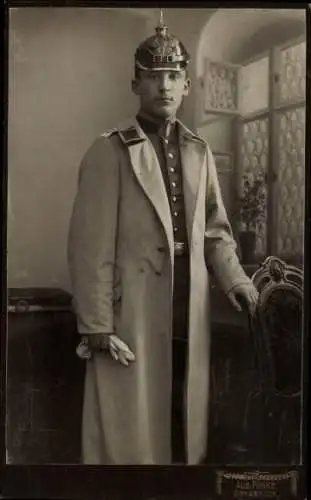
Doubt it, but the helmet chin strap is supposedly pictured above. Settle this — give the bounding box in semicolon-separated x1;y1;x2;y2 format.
135;61;184;72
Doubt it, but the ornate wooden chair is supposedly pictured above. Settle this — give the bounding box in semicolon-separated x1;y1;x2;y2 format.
249;256;304;464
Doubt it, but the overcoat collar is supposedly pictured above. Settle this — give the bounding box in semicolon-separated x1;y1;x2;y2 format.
116;116;207;265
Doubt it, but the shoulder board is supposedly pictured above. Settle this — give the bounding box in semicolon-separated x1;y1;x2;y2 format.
182;129;207;147
178;120;206;145
101;128;118;139
190;132;206;144
118;126;144;145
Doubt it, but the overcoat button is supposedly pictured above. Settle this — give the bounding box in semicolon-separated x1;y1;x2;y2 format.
157;247;165;253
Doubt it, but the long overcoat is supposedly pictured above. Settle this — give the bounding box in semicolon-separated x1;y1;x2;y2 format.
67;116;251;465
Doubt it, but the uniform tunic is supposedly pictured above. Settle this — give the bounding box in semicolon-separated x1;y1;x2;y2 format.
136;113;189;462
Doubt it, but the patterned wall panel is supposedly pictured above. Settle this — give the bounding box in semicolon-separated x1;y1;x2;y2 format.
277;41;306;105
239;118;269;257
238;56;269;117
276;107;305;257
204;59;239;112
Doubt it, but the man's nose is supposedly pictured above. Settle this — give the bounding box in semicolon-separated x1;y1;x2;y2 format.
158;74;172;91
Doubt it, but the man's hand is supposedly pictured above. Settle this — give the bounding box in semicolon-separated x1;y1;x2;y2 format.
227;282;259;316
108;334;136;366
86;333;136;366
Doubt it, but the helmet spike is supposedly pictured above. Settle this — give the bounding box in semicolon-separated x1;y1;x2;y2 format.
155;8;168;38
159;8;164;27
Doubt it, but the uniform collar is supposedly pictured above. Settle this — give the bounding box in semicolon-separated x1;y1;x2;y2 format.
116;116;206;148
136;110;177;139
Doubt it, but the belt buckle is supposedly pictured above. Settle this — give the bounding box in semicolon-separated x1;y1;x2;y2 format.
174;241;185;256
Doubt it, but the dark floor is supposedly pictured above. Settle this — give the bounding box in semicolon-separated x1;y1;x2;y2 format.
5;286;302;465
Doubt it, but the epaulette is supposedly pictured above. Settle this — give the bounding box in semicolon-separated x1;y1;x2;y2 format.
183;130;207;147
196;131;206;143
101;128;118;139
178;120;206;145
190;131;206;144
118;126;145;145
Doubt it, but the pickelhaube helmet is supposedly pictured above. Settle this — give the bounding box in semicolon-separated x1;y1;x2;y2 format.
135;9;190;72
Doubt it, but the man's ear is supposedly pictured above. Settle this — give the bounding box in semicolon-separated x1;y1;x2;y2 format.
183;77;191;96
132;79;141;95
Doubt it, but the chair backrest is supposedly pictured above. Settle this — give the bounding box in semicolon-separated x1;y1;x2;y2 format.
249;256;303;397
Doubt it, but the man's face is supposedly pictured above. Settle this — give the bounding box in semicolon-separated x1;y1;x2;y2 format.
132;70;191;120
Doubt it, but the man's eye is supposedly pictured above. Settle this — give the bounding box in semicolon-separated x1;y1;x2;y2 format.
170;73;181;81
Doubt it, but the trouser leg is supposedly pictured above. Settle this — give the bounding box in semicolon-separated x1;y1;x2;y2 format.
171;339;188;463
171;254;189;464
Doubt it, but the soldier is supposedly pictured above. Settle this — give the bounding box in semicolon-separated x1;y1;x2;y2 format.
67;11;259;465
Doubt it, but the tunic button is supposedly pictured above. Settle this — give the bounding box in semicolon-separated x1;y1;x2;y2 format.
172;182;176;187
172;196;177;202
170;167;175;173
174;212;178;217
173;227;178;232
168;152;174;159
164;138;169;144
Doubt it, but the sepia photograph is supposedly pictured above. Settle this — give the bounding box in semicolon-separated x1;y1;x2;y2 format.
6;4;306;474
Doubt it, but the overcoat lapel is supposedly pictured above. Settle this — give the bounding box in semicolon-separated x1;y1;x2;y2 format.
117;118;206;264
177;120;207;248
120;119;175;266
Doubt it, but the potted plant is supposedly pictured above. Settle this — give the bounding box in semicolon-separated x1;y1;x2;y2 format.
236;172;266;264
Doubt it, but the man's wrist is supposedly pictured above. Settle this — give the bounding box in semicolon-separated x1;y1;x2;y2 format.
84;332;114;350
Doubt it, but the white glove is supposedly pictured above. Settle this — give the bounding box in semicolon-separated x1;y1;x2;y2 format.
108;334;136;366
76;333;135;367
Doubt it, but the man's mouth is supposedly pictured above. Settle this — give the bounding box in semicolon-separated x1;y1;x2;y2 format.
157;97;173;103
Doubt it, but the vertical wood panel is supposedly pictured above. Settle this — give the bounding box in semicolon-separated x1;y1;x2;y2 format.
6;292;85;464
268;47;277;256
